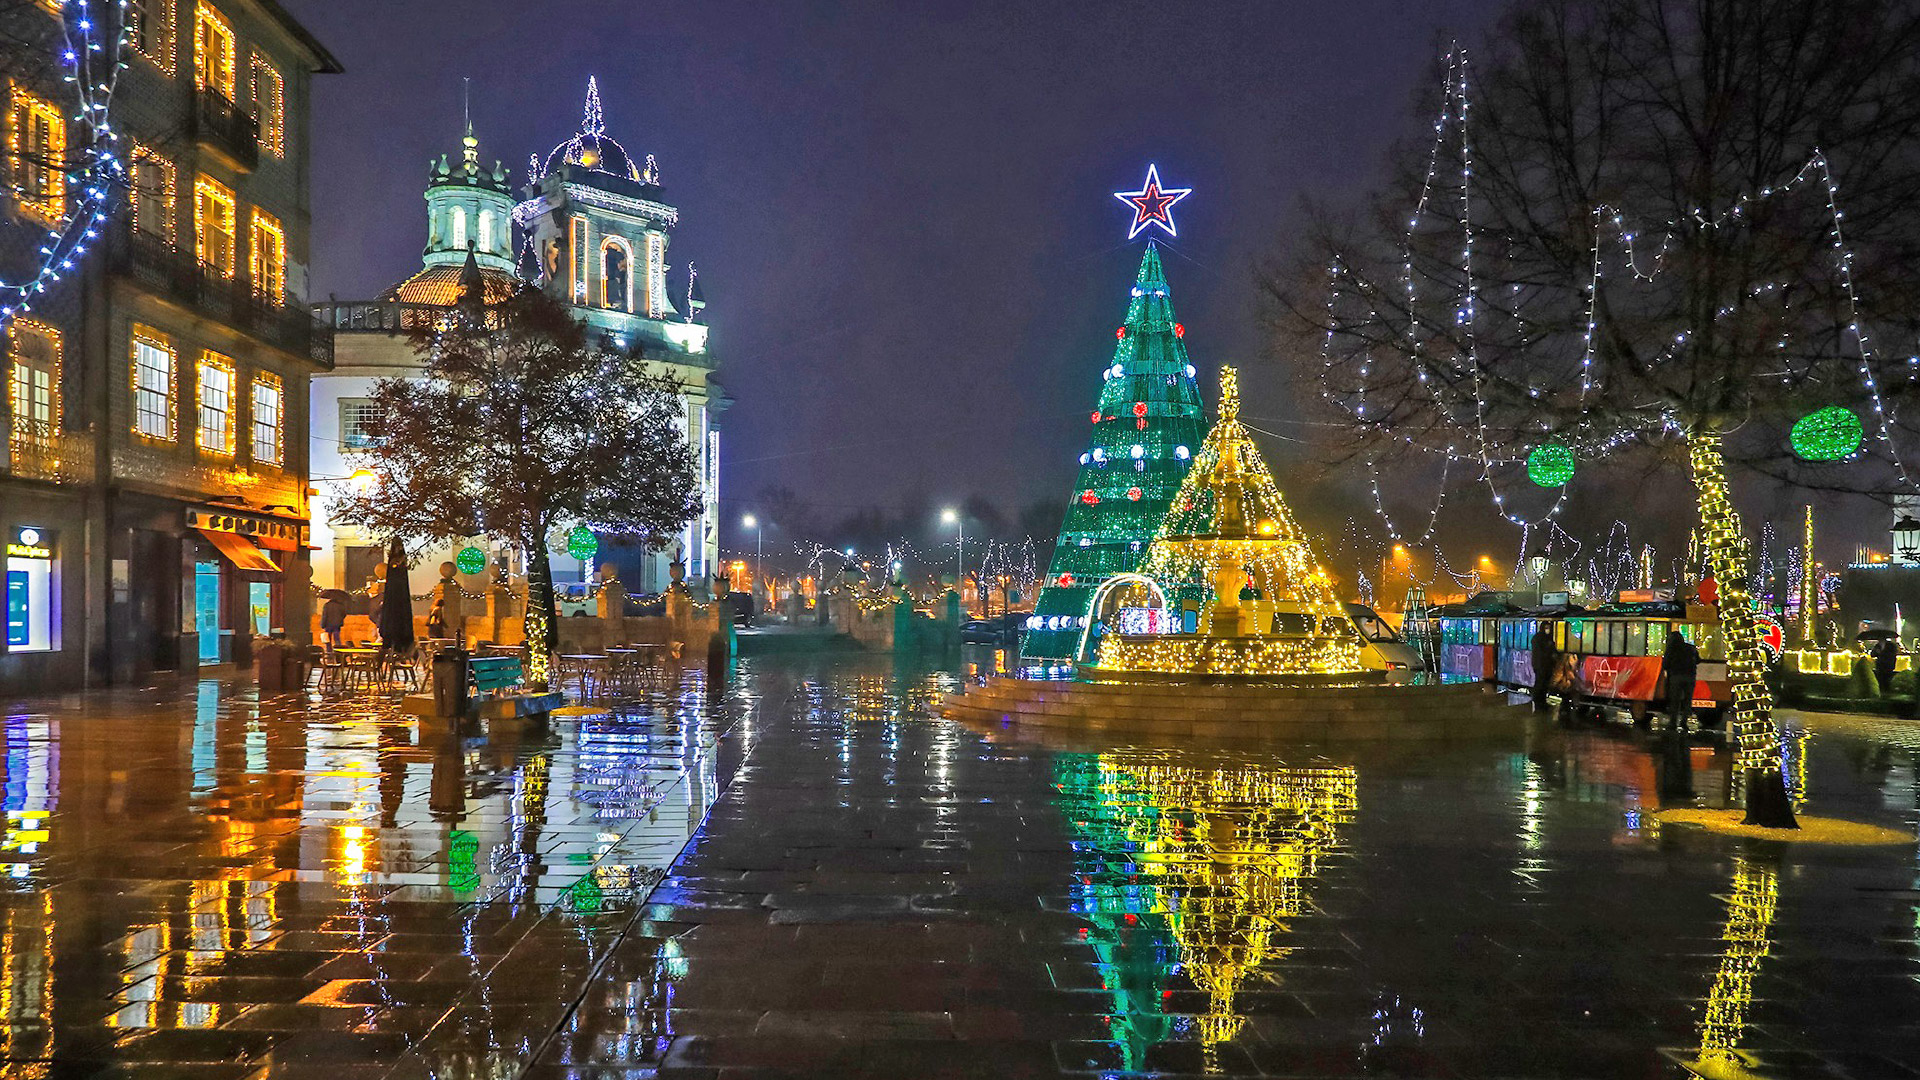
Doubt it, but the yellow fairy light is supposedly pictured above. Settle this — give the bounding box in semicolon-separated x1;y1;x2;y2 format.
1689;856;1777;1075
1689;432;1774;773
1091;366;1363;677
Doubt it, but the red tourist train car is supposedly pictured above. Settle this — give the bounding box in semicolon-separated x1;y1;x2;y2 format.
1436;593;1732;725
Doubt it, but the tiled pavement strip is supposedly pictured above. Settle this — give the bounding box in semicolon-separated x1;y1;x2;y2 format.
5;655;1920;1079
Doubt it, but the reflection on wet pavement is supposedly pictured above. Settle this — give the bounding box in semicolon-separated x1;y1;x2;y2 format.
0;665;744;1079
544;656;1920;1080
6;656;1920;1078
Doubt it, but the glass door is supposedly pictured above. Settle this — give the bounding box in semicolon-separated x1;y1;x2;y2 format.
196;561;223;664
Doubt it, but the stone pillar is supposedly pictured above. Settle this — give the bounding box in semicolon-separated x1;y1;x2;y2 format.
434;562;465;624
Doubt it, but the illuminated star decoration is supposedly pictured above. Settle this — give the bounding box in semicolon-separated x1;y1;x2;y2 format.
1113;164;1192;240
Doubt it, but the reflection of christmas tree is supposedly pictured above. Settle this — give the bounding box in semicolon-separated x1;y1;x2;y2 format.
1024;244;1209;661
1056;751;1356;1071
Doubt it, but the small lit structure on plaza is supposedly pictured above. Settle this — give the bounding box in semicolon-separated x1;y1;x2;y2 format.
1083;367;1364;679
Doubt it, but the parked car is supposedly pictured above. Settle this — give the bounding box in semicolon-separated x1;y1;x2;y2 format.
557;582;595;617
962;612;1030;647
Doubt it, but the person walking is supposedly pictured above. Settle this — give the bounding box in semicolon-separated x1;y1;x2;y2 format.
320;594;346;650
1529;623;1558;713
1662;628;1701;737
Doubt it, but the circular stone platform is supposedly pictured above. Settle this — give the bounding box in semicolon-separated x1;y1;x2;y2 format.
943;676;1522;741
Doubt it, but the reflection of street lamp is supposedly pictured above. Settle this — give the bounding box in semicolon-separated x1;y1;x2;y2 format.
742;514;763;595
1894;515;1920;563
942;508;964;609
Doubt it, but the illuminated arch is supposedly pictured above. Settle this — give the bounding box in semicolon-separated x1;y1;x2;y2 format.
1076;573;1167;662
600;237;634;312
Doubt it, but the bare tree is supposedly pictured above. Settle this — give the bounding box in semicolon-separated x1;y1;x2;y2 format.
1266;0;1920;826
333;285;701;688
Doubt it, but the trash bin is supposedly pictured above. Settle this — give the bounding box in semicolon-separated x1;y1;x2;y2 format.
433;648;469;717
254;639;286;695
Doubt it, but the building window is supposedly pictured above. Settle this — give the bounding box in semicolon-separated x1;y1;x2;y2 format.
131;328;175;441
131;144;177;243
251;374;281;466
339;398;381;450
8;319;60;435
478;209;494;253
8;87;65;224
449;205;466;251
194;2;236;99
250;208;284;304
194;176;236;277
129;0;176;71
601;239;630;312
196;352;234;455
250;56;283;157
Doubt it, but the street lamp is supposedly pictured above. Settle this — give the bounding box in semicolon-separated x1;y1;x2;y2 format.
742;514;764;599
942;508;964;611
1895;515;1920;563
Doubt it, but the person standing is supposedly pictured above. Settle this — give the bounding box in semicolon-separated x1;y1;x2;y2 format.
1662;629;1701;736
1529;623;1558;713
1872;635;1898;696
320;594;346;650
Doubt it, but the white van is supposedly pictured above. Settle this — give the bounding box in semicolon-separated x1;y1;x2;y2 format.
1345;603;1422;679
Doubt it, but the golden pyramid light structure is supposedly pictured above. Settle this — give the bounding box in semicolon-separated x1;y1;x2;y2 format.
1093;366;1364;677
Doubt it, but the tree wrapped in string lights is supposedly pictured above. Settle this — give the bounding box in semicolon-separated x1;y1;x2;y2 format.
0;0;135;327
1271;1;1920;827
1024;243;1210;661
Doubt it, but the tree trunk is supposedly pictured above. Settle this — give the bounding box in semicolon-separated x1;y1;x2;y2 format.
524;534;558;691
1686;430;1797;828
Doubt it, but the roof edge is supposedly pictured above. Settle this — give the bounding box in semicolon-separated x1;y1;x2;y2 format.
255;0;344;74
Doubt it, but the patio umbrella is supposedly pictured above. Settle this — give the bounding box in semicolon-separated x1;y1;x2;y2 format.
379;536;416;653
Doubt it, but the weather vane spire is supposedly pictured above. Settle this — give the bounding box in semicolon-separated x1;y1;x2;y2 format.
1114;163;1192;241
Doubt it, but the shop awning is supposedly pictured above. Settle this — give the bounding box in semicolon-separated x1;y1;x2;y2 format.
198;529;280;573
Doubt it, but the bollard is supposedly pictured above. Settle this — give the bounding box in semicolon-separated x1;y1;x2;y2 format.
434;648;469;717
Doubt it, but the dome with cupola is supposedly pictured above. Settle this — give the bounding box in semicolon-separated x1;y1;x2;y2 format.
540;77;660;187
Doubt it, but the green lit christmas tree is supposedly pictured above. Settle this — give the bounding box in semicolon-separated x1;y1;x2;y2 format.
1023;242;1209;662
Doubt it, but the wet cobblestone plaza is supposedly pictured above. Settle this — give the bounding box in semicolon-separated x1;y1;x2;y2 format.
2;657;1918;1079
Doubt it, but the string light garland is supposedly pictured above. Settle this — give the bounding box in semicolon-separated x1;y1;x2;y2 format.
1689;432;1775;777
1;0;135;327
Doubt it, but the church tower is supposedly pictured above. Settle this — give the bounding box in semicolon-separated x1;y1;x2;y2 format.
424;111;515;275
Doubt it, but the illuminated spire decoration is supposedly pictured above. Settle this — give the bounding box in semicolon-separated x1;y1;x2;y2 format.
583;75;606;136
1114;164;1192;241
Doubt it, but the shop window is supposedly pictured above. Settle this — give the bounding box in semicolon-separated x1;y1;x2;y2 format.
194;176;236;277
131;144;177;243
250;56;283;157
250;208;284;304
250;374;281;465
196;352;234;455
5;526;56;653
132;328;176;441
339;398;381;449
194;2;236;100
8;87;65;224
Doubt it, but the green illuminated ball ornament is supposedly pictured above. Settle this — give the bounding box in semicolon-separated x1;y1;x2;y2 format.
565;525;598;560
455;546;486;575
1790;405;1864;462
1526;443;1576;487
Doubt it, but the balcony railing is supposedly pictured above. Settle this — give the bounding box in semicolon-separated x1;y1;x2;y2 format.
7;420;94;485
191;88;260;173
112;225;335;366
313;299;506;335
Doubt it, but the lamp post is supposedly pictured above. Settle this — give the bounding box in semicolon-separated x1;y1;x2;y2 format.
1894;514;1920;563
943;508;964;612
742;514;764;600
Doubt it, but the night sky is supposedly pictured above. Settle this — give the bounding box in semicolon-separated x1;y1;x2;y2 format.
286;1;1518;529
